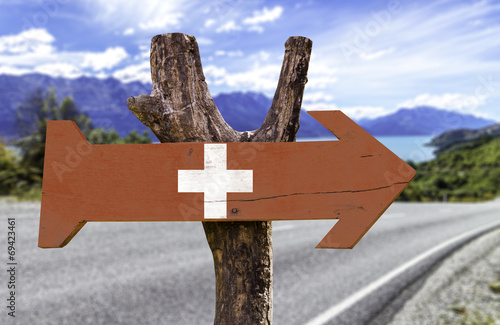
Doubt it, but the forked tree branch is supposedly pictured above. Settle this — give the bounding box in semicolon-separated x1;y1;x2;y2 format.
127;32;312;325
127;33;312;144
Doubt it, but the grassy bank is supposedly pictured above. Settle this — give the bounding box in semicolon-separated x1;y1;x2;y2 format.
399;137;500;202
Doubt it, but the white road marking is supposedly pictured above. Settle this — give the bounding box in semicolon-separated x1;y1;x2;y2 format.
178;144;253;219
304;218;500;325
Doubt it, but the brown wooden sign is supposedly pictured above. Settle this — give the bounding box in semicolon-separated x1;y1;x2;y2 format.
38;110;415;249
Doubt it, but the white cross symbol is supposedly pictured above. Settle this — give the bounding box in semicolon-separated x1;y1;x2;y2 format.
178;144;253;219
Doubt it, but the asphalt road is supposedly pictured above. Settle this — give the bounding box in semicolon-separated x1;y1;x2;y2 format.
1;200;499;324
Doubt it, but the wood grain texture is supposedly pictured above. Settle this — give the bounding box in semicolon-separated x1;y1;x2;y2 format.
39;111;415;249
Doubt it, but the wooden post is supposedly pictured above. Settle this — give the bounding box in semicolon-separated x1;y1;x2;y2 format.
127;33;312;325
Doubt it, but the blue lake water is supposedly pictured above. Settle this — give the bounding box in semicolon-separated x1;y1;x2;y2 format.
297;135;435;162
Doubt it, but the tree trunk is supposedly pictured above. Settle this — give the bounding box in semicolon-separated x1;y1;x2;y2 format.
127;32;312;325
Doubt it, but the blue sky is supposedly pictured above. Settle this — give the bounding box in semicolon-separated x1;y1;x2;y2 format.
0;0;499;121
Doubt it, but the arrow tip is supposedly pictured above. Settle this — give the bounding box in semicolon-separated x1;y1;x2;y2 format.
305;111;416;248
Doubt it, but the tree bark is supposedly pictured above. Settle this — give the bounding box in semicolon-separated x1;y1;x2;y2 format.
127;32;312;325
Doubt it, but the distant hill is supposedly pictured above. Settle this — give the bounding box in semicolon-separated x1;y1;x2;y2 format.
400;136;500;202
0;74;497;141
212;91;268;132
359;106;496;136
428;123;500;155
212;92;333;138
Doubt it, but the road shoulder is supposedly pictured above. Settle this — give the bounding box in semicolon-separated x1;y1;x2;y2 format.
378;227;500;324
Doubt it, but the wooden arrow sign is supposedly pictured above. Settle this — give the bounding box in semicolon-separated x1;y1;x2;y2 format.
39;110;415;249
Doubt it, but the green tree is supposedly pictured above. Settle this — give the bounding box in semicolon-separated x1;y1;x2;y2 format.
86;128;151;145
9;88;152;198
120;130;152;144
0;141;20;195
14;88;93;183
87;128;121;144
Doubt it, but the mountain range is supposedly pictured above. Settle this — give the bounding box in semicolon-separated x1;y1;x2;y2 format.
0;74;496;141
358;106;495;136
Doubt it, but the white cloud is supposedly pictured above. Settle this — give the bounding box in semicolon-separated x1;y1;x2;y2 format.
306;56;339;90
85;0;187;31
206;6;283;34
301;95;390;121
0;66;32;76
302;102;339;111
35;63;82;79
133;44;150;60
123;28;135;36
307;74;338;90
303;104;390;119
340;106;390;119
203;45;294;94
204;65;227;80
258;51;270;61
0;28;131;80
0;28;55;54
359;47;394;60
215;50;243;57
216;20;242;33
247;25;264;33
82;47;128;71
0;29;58;73
226;64;281;90
243;6;283;25
205;19;216;28
138;14;183;30
242;6;283;33
112;61;151;84
303;91;334;104
196;37;214;45
398;93;487;114
204;63;281;92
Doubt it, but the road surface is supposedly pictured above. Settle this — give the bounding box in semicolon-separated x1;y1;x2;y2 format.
1;200;499;324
